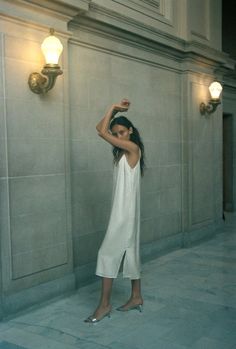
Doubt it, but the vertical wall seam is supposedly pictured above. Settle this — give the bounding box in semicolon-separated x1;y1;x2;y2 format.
1;32;13;293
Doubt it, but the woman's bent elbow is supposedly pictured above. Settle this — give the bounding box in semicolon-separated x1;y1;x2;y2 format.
97;131;105;138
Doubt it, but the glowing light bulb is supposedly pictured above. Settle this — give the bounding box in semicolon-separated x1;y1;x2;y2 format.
41;29;63;65
209;81;222;100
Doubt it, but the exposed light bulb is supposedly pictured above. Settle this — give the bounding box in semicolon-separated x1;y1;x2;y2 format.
41;29;63;65
209;81;222;100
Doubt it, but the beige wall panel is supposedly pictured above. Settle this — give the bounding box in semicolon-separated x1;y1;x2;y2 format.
189;0;209;41
223;89;236;210
0;23;73;297
188;0;221;50
190;82;214;225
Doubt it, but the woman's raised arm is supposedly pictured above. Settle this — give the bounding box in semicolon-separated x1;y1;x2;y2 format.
96;100;138;154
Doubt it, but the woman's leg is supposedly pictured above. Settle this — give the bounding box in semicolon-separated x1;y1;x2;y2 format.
92;277;113;319
117;278;143;310
100;277;113;307
131;279;143;302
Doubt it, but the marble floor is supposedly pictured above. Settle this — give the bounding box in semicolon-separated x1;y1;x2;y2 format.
0;214;236;349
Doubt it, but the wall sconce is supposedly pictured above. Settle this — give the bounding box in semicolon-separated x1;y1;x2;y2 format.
28;28;63;94
200;81;223;115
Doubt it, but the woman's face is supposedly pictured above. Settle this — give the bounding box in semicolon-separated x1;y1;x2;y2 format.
111;124;132;140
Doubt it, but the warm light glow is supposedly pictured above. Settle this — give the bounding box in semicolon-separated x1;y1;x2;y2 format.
41;30;63;65
209;81;222;100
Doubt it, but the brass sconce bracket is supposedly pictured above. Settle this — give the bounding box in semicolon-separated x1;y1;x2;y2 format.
28;64;63;94
200;81;222;115
200;99;221;115
28;28;63;94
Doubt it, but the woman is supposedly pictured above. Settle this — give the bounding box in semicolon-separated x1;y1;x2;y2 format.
85;99;145;323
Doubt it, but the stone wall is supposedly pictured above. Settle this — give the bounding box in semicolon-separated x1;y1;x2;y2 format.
0;1;80;316
0;0;235;318
69;0;231;283
69;42;183;282
223;83;236;211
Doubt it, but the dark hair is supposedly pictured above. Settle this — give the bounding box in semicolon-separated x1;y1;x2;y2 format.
110;116;145;176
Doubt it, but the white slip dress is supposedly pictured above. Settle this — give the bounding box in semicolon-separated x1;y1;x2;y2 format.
96;153;141;279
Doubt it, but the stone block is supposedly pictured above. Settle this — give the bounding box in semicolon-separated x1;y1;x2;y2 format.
110;80;132;106
5;58;40;100
192;118;212;142
158;119;171;142
5;54;64;102
68;75;89;110
6;98;64;140
12;242;68;279
73;231;104;267
74;262;97;287
192;141;214;223
141;166;160;194
71;45;111;79
139;116;160;143
3;272;75;321
111;54;149;85
168;142;181;165
140;218;156;244
0;178;9;220
158;141;169;166
144;141;160;167
5;34;42;63
71;171;113;207
9;175;66;216
71;140;89;172
160;165;181;189
88;140;113;171
72;197;111;237
158;212;182;238
160;187;181;214
0;138;7;178
0;57;3;99
11;210;67;254
0;99;6;140
167;117;181;142
88;77;112;111
8;139;65;177
70;107;97;141
141;191;160;220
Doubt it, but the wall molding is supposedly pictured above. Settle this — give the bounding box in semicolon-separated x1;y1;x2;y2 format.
0;0;87;33
22;0;89;18
69;17;232;76
1;273;75;319
110;0;168;23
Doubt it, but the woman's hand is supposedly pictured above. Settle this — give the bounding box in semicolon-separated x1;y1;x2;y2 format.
112;98;130;113
121;98;130;108
96;98;131;134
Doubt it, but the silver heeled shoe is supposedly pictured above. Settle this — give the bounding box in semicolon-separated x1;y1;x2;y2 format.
116;304;143;312
84;309;111;323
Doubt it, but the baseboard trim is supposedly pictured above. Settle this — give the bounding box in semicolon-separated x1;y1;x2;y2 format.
183;219;224;247
2;273;75;319
141;233;184;263
74;262;98;288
